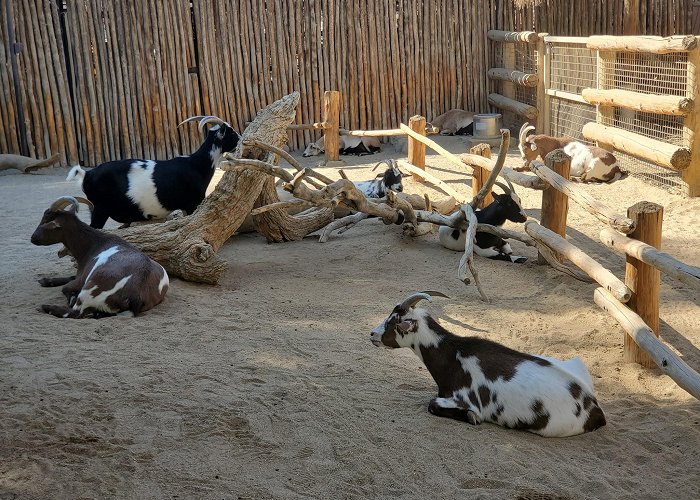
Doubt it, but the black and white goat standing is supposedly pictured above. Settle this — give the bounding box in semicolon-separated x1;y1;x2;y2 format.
354;162;404;198
31;197;169;318
66;116;240;228
370;292;606;437
438;179;528;263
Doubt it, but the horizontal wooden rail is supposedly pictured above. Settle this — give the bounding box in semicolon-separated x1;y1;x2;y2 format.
461;153;547;190
487;30;539;44
587;35;697;54
582;88;693;116
487;68;538;87
399;123;464;168
546;89;591;105
396;160;463;202
338;128;405;137
594;288;700;401
288;122;328;130
600;228;700;292
544;36;590;44
529;159;636;233
488;93;538;121
525;222;632;302
582;122;692;171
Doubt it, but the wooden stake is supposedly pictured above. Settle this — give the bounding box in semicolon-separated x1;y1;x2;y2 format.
407;115;426;175
538;149;571;264
323;90;341;164
469;144;493;208
683;43;700;196
624;201;663;367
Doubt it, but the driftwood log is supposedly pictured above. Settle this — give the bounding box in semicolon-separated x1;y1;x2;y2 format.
0;153;60;173
112;92;334;284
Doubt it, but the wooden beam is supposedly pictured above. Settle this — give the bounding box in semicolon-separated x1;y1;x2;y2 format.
684;43;700;196
525;222;631;303
582;122;692;171
529;159;636;233
460;153;547;190
487;30;539;44
322;91;341;163
624;202;663;367
400;123;464;168
396;160;463;202
488;68;538;87
407;115;427;174
582;88;693;116
469;144;493;208
538;150;571;264
600;228;700;292
587;35;697;54
594;288;700;401
339;128;405;137
488;93;538;121
536;33;550;135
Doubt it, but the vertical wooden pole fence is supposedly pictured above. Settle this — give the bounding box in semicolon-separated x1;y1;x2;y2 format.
624;201;664;367
683;41;700;196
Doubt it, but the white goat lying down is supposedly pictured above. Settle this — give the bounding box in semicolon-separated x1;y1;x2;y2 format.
518;123;623;183
370;292;606;437
428;109;475;135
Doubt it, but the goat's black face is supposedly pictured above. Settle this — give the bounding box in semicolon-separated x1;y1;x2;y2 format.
215;125;241;153
31;211;65;246
382;166;403;192
493;192;527;223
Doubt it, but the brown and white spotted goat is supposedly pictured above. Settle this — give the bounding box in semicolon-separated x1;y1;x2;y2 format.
31;197;169;318
518;122;622;183
370;292;606;437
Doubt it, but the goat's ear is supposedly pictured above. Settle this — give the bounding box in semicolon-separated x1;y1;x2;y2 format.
397;319;417;334
529;143;538;151
43;220;61;230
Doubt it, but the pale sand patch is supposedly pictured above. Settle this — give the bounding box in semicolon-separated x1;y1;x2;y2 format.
1;135;698;499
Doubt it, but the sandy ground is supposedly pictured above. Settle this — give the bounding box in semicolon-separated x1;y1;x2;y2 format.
1;136;699;500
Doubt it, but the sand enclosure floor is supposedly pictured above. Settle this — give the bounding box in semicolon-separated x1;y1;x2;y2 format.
1;136;699;499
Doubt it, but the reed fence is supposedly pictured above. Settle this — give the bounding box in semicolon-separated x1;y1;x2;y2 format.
1;1;696;168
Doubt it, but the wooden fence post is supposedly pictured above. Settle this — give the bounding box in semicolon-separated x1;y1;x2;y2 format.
624;201;663;367
536;33;549;134
470;143;494;208
323;90;341;165
407;115;426;177
538;149;571;264
683;42;700;196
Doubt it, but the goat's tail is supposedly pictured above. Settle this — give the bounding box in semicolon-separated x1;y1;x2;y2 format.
66;165;86;183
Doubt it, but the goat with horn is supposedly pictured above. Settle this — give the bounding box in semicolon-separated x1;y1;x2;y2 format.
66;116;240;228
439;178;529;263
370;291;606;437
518;122;623;183
31;197;169;318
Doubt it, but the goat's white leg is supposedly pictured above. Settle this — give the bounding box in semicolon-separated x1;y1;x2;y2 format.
475;244;527;264
428;396;481;425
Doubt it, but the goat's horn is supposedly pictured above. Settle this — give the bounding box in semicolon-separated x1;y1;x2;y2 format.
371;160;389;172
399;290;450;310
49;196;79;214
504;177;515;193
518;122;529;146
74;196;94;213
494;181;511;194
197;115;232;133
177;115;207;128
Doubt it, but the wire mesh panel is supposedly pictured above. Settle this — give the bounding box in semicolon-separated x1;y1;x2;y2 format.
549;43;597;94
549;100;597;144
546;39;691;195
492;42;539;128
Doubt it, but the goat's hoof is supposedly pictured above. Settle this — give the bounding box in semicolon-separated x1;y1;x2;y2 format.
38;277;51;287
513;257;528;264
466;410;481;426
